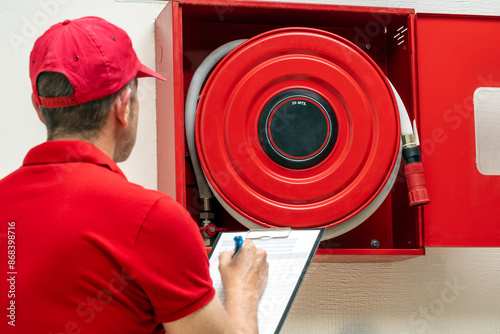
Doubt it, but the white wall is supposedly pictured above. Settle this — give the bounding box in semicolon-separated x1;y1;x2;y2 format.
1;1;500;333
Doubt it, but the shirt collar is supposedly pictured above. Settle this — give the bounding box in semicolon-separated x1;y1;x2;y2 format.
23;141;127;179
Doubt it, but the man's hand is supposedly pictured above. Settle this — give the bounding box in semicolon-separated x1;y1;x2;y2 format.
219;239;269;299
163;240;268;334
218;239;269;334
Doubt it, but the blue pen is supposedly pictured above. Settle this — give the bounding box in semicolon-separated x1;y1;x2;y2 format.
234;236;243;254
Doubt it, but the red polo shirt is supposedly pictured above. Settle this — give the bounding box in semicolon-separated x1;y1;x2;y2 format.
0;141;215;333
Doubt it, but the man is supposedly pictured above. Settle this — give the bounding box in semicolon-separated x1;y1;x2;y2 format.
0;16;268;333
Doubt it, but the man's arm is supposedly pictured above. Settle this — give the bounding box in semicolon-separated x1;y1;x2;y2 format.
163;239;268;334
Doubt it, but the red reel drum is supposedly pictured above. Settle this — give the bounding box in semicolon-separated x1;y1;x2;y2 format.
195;27;400;239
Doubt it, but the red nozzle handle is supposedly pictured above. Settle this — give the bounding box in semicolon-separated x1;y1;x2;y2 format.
404;162;430;207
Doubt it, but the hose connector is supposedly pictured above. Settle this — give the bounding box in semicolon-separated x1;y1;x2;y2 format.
402;140;430;207
199;197;227;246
404;162;430;206
201;197;213;212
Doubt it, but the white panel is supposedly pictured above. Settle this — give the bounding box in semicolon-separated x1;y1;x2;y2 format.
474;87;500;175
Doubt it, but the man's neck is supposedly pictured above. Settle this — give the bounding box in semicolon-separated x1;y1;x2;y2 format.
49;135;115;162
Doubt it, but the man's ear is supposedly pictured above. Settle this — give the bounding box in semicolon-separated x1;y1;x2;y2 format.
31;94;45;124
113;88;132;128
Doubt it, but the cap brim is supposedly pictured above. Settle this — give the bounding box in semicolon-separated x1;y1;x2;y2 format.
137;63;166;81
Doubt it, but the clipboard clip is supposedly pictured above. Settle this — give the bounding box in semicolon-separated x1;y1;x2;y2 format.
245;227;292;240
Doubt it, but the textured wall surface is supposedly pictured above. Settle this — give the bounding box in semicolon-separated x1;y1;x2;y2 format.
283;248;500;333
1;0;500;333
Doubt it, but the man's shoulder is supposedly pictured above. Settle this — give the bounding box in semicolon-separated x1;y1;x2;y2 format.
64;160;167;203
93;170;174;209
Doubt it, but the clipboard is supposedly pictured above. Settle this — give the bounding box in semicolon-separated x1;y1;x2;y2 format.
208;228;325;334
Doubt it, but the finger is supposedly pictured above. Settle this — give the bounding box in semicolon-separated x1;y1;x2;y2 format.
256;248;267;259
239;238;255;250
218;250;234;267
230;239;254;260
253;248;267;266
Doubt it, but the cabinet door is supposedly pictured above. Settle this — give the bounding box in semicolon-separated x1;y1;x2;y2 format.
416;13;500;246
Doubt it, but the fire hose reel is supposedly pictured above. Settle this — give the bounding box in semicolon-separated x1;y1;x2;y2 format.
186;27;428;240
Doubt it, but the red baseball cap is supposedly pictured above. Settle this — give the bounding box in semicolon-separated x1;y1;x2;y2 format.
30;16;165;109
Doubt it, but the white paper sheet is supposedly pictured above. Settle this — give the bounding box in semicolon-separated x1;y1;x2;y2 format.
208;229;323;334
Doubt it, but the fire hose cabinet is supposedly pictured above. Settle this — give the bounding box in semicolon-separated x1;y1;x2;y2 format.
155;0;500;260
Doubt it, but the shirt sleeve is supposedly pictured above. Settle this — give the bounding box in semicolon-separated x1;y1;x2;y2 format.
129;196;215;323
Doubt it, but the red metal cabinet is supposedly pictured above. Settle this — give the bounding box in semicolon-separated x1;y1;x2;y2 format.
155;0;500;260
